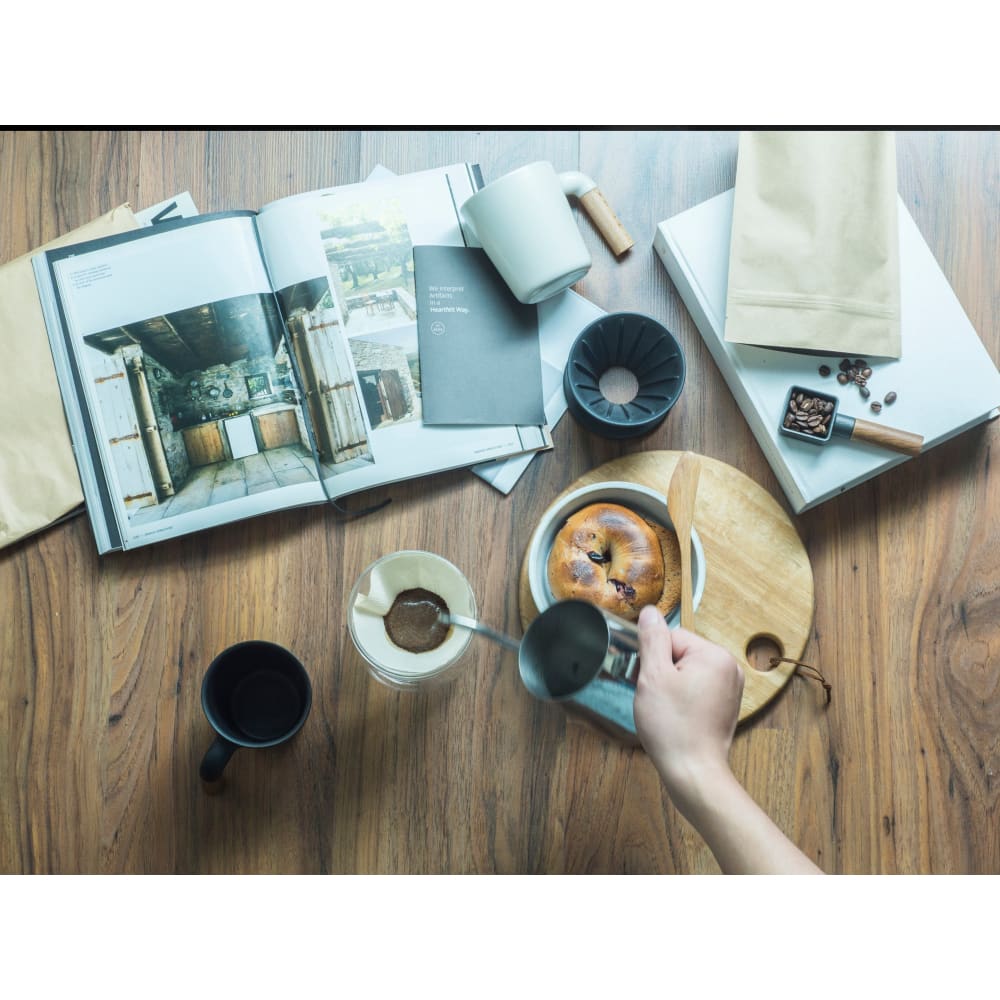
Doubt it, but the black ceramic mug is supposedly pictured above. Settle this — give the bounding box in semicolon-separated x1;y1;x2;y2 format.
199;641;312;783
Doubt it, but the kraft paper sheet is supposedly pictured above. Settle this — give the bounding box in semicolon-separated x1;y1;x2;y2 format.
0;205;139;551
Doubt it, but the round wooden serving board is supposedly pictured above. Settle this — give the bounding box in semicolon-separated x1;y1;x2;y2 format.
518;451;815;722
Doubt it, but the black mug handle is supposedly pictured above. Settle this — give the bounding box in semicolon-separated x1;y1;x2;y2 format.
200;735;238;783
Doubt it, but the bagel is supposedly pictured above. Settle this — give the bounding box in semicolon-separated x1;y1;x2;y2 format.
547;502;672;621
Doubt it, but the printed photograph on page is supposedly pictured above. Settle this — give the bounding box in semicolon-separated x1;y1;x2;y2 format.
43;215;327;548
253;164;538;499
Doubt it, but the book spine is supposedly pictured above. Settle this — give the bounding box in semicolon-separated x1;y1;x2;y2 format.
652;222;809;514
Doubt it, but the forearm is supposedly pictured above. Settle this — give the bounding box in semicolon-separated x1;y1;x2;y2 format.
664;762;823;875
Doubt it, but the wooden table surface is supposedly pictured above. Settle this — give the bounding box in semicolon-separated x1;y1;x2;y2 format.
1;130;997;875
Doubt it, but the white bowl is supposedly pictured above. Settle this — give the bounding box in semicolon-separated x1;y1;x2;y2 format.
526;481;706;628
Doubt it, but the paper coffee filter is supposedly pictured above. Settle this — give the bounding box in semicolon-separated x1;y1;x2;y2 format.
351;551;476;677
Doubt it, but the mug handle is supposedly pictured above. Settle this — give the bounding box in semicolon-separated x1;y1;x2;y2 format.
199;735;238;783
585;606;642;684
607;651;640;684
558;171;634;257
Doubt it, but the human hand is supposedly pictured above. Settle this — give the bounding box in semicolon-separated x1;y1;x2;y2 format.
633;607;822;874
633;605;745;804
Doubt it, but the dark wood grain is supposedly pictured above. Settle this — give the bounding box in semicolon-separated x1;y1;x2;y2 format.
1;130;997;874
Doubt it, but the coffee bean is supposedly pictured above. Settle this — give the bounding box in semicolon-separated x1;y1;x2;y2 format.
819;364;831;377
854;359;866;368
784;392;836;436
855;375;867;386
870;401;883;414
884;391;897;405
862;367;873;379
860;386;871;399
839;359;852;372
837;372;849;385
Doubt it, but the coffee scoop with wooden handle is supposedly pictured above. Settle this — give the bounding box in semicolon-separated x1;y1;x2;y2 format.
779;385;923;456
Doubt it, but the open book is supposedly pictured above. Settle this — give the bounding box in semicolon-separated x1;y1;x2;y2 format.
33;164;547;553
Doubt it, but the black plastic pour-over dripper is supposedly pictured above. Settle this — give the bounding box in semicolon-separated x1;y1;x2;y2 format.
563;312;685;439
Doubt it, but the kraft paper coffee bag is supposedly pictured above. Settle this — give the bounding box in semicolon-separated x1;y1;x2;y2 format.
725;131;901;359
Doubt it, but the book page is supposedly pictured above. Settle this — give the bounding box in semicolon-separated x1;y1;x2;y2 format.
471;289;607;494
255;164;546;504
36;213;327;552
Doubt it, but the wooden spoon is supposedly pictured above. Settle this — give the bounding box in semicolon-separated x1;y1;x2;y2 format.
666;451;701;631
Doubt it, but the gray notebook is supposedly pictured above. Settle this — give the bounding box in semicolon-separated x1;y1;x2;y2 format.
414;245;545;426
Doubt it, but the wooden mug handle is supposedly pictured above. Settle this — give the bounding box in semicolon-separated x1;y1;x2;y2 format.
578;187;634;257
850;417;924;456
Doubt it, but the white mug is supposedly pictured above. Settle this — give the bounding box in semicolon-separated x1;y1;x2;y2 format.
461;161;632;305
